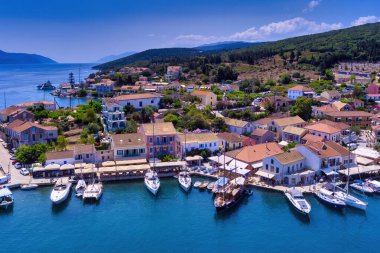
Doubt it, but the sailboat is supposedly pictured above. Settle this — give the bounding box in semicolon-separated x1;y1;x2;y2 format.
285;189;311;215
314;188;346;208
178;171;191;192
50;179;72;204
144;170;160;195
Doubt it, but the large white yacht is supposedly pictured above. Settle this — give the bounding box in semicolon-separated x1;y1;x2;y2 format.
144;170;160;195
50;180;72;204
178;171;191;192
284;189;311;215
83;181;103;201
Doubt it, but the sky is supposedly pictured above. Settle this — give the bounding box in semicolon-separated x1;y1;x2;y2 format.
0;0;379;63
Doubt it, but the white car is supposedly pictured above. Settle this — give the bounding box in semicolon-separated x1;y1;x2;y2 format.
15;162;22;169
20;168;29;176
347;143;358;150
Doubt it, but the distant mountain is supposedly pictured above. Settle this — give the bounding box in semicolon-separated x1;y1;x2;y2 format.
94;48;202;70
0;50;56;64
97;51;138;63
194;41;263;51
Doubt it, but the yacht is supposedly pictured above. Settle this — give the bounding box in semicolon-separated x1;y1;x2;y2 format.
367;180;380;192
314;188;346;208
214;183;243;212
350;180;375;194
50;180;72;204
83;181;103;201
284;189;311;215
0;187;14;209
75;179;87;197
144;170;160;195
178;171;191;192
37;80;56;90
334;190;367;210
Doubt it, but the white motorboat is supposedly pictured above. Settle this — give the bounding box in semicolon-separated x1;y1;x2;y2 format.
178;171;191;192
75;179;87;197
50;180;72;204
314;188;346;208
20;184;38;190
0;187;13;209
193;181;201;188
83;182;103;201
144;170;160;195
367;180;380;192
285;189;311;215
350;180;375;194
334;191;367;210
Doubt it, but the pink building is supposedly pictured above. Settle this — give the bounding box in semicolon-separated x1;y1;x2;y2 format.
138;122;179;159
367;84;380;94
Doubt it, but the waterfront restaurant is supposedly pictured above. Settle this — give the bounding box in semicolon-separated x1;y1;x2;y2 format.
33;163;75;178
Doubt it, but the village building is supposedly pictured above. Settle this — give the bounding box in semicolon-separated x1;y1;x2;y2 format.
16;100;56;111
0;106;34;123
110;133;147;160
191;90;217;107
261;96;292;111
251;128;275;144
216;132;255;151
324;111;373;127
304;120;350;142
138;122;178;159
102;99;126;131
320;90;341;101
95;79;114;95
113;93;161;109
281;126;307;143
165;66;182;81
287;85;315;100
268;116;306;140
224;117;254;135
178;132;220;158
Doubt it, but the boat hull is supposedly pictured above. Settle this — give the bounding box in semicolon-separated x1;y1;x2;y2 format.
285;193;311;215
20;184;38;191
0;201;13;209
145;180;160;195
50;183;72;204
215;193;243;212
179;181;191;192
314;192;345;209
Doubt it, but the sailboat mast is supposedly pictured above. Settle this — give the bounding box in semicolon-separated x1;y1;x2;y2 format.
152;116;155;172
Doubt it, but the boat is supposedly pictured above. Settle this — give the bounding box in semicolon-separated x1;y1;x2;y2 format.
50;179;72;204
20;184;38;190
212;177;229;194
334;191;367;210
199;181;209;190
178;171;191;192
367;179;380;192
75;179;87;197
37;80;56;90
350;180;375;194
214;183;243;212
83;181;103;201
194;181;201;188
207;182;215;191
144;170;160;195
0;186;13;209
314;188;346;208
284;189;311;215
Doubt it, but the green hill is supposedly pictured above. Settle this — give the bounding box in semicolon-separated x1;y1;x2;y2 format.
0;50;56;64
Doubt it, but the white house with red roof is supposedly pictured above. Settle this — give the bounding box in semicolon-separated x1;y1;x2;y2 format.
287;85;315;100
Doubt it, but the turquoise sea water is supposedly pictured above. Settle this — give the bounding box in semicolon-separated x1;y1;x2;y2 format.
0;63;95;109
2;178;380;253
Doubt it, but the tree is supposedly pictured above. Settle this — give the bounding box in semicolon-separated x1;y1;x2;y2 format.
56;135;68;151
141;106;155;123
87;122;100;134
126;119;138;133
279;73;292;84
211;117;227;132
290;97;312;120
69;72;75;88
15;143;49;164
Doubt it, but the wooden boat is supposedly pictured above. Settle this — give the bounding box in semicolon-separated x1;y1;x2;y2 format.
193;181;201;188
207;182;215;191
214;183;243;212
199;181;209;190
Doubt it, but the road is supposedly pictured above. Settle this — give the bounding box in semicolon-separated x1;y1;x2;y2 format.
0;142;29;186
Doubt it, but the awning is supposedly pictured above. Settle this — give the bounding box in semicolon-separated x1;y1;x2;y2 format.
321;168;338;176
231;177;246;185
255;170;276;179
185;155;203;162
60;164;75;170
44;164;61;170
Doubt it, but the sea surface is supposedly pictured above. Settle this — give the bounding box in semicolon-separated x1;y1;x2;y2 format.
1;178;380;253
0;63;96;109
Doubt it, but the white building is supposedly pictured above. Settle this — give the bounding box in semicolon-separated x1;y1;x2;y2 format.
287;85;315;100
102;99;126;131
224;117;254;135
113;93;161;109
178;132;220;158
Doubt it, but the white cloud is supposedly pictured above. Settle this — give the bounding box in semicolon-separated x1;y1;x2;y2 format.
174;34;219;45
303;0;321;12
351;16;379;26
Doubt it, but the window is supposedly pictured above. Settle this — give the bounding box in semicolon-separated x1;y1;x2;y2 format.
117;150;123;156
170;146;173;151
150;148;153;153
271;159;274;164
266;164;268;170
151;100;154;103
140;148;145;154
86;154;89;159
149;137;153;143
276;167;279;173
139;101;142;107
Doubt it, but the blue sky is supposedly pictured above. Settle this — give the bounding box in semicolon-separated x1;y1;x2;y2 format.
0;0;379;63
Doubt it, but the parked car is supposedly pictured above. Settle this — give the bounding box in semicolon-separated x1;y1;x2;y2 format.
20;168;29;176
347;142;358;150
12;160;18;165
15;162;22;169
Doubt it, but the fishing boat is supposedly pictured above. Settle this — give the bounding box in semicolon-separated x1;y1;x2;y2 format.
83;181;103;201
178;171;191;192
0;186;13;209
144;170;160;195
75;179;87;197
50;179;72;204
199;181;209;190
207;182;215;191
37;80;56;90
367;179;380;192
214;183;243;212
314;188;346;208
194;181;201;188
350;180;375;194
284;189;311;215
